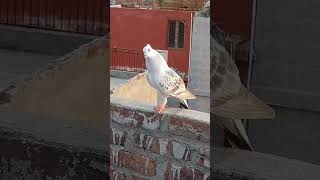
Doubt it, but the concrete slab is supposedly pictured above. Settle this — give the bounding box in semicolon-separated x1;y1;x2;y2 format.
0;49;59;91
214;146;320;180
110;77;128;90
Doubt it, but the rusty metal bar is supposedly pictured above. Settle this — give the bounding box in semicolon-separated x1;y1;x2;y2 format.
111;47;146;72
22;0;24;24
60;1;63;30
0;0;2;23
30;0;32;25
6;0;8;23
76;0;79;32
0;0;107;35
14;0;17;24
84;0;87;33
45;0;47;27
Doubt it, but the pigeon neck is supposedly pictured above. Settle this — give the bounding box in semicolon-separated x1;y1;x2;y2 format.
146;54;168;74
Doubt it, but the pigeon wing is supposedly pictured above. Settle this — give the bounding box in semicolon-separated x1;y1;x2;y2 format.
158;68;196;99
211;35;242;107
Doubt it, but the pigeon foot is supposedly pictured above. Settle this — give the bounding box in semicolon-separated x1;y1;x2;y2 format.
154;105;166;113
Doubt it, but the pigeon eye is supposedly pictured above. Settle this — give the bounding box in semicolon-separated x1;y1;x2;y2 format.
148;49;150;52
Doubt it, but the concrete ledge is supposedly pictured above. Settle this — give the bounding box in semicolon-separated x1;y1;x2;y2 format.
111;96;210;141
110;69;139;79
213;146;320;180
0;24;99;56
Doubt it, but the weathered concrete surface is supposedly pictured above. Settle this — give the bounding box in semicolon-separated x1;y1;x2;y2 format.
0;49;58;91
0;25;97;56
5;37;108;128
110;70;138;80
213;146;320;180
110;77;128;90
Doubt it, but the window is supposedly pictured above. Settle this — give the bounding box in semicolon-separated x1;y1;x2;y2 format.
168;20;185;49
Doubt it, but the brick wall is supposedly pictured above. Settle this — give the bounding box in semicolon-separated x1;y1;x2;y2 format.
110;96;210;179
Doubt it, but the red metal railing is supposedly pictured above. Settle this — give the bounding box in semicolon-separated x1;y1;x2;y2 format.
110;47;191;85
110;47;146;72
118;0;205;11
0;0;108;35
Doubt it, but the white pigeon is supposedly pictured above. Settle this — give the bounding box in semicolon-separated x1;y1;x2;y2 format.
142;44;196;113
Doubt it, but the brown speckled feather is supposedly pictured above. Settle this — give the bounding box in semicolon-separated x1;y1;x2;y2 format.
211;36;241;107
159;68;196;100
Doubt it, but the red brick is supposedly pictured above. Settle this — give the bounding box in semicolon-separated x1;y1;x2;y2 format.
117;151;156;176
181;166;195;180
164;162;173;180
111;106;161;130
169;116;209;135
194;169;206;180
166;140;173;158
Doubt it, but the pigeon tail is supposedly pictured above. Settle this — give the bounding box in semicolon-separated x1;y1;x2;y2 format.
174;89;196;100
214;116;254;151
180;99;189;109
225;119;254;151
224;127;254;151
212;85;275;120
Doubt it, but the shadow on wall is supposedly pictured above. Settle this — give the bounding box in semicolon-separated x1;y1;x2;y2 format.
3;36;108;128
0;34;109;179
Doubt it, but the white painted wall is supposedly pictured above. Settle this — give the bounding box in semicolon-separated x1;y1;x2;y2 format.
188;16;210;113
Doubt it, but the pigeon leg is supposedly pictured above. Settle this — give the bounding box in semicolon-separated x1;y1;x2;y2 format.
154;104;166;113
154;96;167;113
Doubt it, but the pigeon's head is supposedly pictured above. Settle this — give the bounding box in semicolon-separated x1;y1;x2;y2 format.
143;44;153;58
